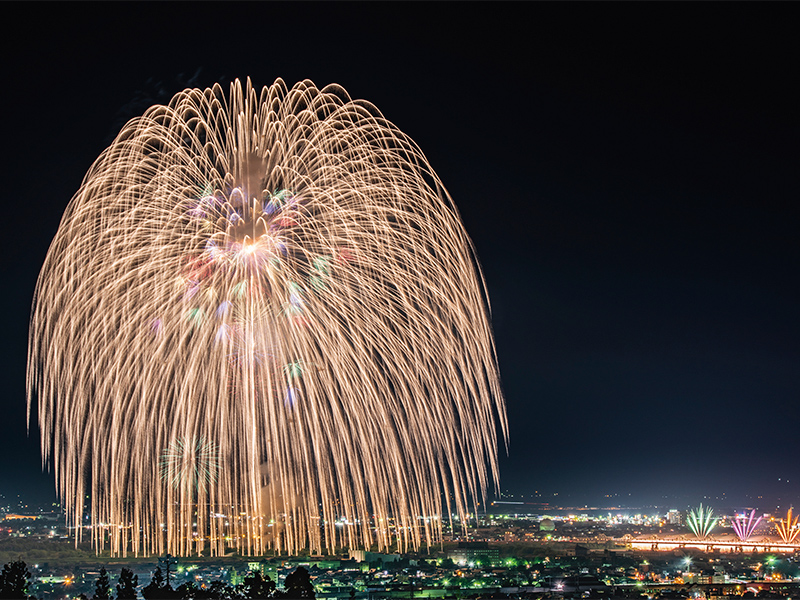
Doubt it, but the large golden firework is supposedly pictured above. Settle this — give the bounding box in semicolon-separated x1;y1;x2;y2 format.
27;79;506;556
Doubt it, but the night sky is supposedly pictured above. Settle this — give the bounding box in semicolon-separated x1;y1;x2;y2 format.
2;4;798;511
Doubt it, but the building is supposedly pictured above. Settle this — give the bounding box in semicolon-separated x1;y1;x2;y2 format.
448;542;499;565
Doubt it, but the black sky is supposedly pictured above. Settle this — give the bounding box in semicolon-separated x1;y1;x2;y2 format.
2;4;798;511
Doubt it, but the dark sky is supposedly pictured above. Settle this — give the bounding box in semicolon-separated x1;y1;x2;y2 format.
2;4;798;511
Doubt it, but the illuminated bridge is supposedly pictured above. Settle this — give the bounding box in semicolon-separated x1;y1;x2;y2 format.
618;581;800;597
628;538;800;553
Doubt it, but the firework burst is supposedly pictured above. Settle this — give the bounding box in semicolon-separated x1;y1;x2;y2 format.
28;79;506;556
160;436;220;492
687;504;717;539
776;508;800;544
731;509;762;542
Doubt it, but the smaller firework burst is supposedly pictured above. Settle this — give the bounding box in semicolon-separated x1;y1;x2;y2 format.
687;504;717;539
731;509;762;542
776;508;800;544
160;436;220;492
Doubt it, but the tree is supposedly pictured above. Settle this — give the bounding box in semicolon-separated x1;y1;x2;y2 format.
174;582;198;599
172;578;240;600
204;580;237;599
242;572;275;599
117;567;139;600
280;567;314;599
0;560;32;599
142;566;175;599
93;567;111;600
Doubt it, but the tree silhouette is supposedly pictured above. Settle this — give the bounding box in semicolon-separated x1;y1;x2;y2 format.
173;582;198;599
0;560;32;599
92;567;111;600
142;566;175;599
243;572;276;599
117;567;139;600
205;580;237;599
280;567;314;599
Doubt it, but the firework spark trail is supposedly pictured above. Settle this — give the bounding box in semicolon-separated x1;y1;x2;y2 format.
776;508;800;544
731;509;762;542
160;436;220;492
687;504;717;539
27;79;507;557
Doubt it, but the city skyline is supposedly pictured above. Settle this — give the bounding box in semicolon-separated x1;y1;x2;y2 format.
1;5;798;518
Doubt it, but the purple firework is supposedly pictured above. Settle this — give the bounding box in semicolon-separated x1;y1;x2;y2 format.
732;509;763;541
